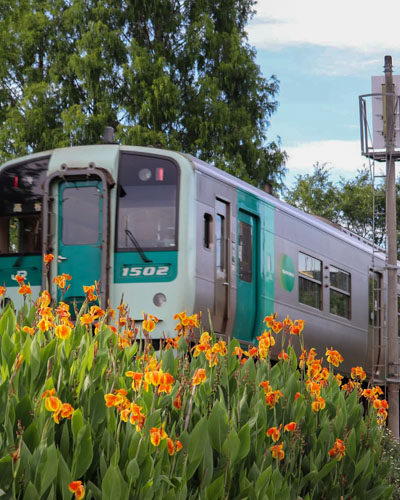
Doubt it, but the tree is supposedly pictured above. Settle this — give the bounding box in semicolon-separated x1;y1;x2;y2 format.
282;163;400;254
0;0;286;188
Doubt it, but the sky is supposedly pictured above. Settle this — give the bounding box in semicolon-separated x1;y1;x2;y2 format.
247;0;400;187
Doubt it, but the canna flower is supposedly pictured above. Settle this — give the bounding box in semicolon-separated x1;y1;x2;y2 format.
232;346;244;358
326;347;344;367
270;442;285;461
328;438;346;461
18;284;31;295
43;254;54;264
60;403;74;419
265;390;283;408
42;388;56;399
311;396;326;413
278;350;289;361
173;390;182;409
271;321;283;334
83;285;97;301
290;319;305;336
266;425;281;442
80;313;95;326
125;371;143;391
53;275;67;289
284;422;297;432
37;317;54;332
0;286;5;298
150;425;168;447
45;396;62;413
142;312;159;332
22;326;35;336
263;312;277;327
15;275;25;285
69;481;85;500
54;324;72;340
351;366;366;381
191;368;207;386
166;438;184;456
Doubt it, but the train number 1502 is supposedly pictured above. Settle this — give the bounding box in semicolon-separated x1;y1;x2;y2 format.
121;266;169;277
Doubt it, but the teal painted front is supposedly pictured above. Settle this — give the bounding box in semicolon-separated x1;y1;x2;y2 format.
233;189;275;343
114;251;178;283
0;255;42;287
57;180;103;308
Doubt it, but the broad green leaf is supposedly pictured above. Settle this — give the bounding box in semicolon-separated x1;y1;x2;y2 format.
39;443;58;496
205;473;224;500
237;423;250;460
23;481;40;500
102;464;121;500
71;409;84;443
161;347;176;377
346;428;356;461
89;388;107;427
0;455;13;490
57;453;72;500
126;458;140;482
72;424;93;478
255;465;272;494
23;421;40;454
208;401;228;452
354;450;371;482
222;429;241;466
188;417;208;463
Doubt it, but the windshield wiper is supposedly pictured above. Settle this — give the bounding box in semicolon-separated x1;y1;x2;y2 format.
124;229;152;263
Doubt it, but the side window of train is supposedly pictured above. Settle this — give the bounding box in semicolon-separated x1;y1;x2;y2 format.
298;252;322;310
329;266;351;319
204;213;213;249
238;220;252;282
216;214;225;271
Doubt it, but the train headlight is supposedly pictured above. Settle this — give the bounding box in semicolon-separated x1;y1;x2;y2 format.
153;293;167;307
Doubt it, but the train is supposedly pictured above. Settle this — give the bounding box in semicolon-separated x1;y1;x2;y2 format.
0;139;398;380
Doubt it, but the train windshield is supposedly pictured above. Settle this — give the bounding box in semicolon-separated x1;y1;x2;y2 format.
0;158;49;254
117;153;179;251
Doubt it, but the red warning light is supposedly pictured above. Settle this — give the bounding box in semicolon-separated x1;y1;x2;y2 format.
156;168;164;181
14;176;18;188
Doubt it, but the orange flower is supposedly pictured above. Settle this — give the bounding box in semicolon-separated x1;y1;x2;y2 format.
55;324;72;340
278;350;289;361
270;442;285;461
53;275;67;289
351;366;366;381
42;388;56;399
69;481;85;500
290;319;305;336
284;422;297;432
191;368;206;386
173;391;182;409
22;326;35;336
263;312;277;327
43;253;54;264
167;437;175;455
18;284;31;295
125;371;143;391
104;393;124;408
0;286;5;298
328;438;346;461
45;396;62;413
15;275;25;285
325;347;344;367
60;403;74;419
150;425;168;447
142;313;159;332
311;396;326;413
266;425;281;442
265;390;283;408
80;314;95;326
37;317;53;332
232;346;244;358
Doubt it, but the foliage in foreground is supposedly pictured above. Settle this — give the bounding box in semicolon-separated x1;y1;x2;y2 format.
0;279;393;499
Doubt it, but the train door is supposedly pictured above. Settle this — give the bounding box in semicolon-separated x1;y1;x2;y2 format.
214;200;230;333
234;210;257;342
57;180;103;308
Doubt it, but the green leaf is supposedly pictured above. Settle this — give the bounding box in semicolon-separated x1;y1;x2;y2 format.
89;388;107;427
72;424;93;478
57;453;72;500
208;401;228;452
71;408;84;443
23;421;40;454
353;450;371;482
102;464;121;500
23;481;40;500
126;458;140;482
161;347;176;377
346;427;356;461
315;459;337;483
222;429;241;466
237;423;250;460
188;416;208;463
255;465;272;495
0;455;13;490
39;443;59;496
205;474;224;500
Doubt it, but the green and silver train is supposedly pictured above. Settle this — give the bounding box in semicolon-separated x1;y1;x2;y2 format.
0;142;397;379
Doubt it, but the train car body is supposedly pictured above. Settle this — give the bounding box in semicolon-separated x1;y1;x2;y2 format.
0;144;398;380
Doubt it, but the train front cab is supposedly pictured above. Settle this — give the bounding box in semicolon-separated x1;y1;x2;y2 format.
0;146;197;336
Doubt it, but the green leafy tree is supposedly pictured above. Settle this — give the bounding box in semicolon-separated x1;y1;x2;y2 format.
0;0;286;187
282;163;400;254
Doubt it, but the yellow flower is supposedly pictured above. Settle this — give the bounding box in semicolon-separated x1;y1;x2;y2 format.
55;324;72;340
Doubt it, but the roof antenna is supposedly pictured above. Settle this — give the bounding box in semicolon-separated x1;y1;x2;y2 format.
104;126;116;144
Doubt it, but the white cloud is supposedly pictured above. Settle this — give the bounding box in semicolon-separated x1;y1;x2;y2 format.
249;0;400;53
284;139;386;184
